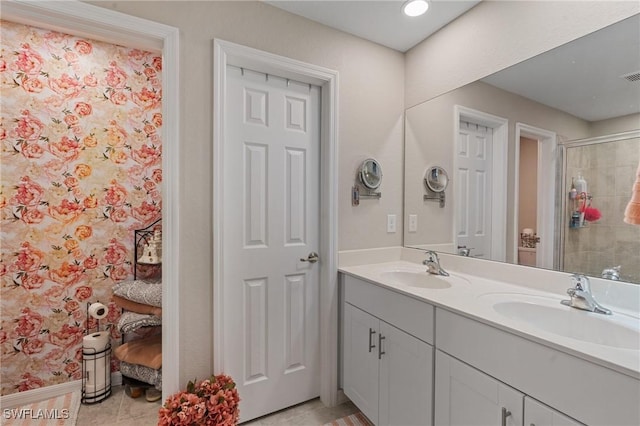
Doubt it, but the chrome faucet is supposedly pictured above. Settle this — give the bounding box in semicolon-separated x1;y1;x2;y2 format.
457;245;471;256
423;250;449;276
561;274;611;315
601;265;621;281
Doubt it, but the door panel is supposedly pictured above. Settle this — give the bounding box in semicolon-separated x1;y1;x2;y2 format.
343;303;380;425
456;121;493;259
223;65;321;421
379;321;433;426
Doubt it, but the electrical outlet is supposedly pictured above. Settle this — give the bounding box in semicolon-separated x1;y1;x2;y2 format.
387;214;397;233
408;214;418;232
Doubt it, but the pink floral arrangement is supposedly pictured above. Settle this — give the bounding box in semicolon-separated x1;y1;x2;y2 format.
158;374;240;425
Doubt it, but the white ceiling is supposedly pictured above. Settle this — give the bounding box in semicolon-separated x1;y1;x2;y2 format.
482;14;640;122
266;0;481;52
265;1;639;122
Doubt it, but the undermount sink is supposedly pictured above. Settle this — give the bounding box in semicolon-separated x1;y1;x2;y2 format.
380;270;469;289
482;293;640;350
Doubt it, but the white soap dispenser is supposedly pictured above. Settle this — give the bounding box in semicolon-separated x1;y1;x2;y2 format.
575;174;587;195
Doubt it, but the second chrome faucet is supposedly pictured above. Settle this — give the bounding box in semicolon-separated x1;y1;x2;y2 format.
423;250;449;276
561;274;611;315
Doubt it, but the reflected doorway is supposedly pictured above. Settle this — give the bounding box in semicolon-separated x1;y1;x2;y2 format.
513;123;557;269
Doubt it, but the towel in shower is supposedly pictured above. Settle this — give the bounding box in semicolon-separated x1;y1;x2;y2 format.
623;160;640;225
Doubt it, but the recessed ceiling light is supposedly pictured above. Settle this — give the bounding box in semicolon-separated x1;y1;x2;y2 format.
403;0;429;17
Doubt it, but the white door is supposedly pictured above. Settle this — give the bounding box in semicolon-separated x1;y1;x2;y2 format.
525;397;583;426
456;120;493;259
379;321;433;426
435;350;523;426
223;65;321;422
343;303;380;425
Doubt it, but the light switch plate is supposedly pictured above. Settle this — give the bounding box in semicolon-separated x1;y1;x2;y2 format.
387;214;397;233
409;214;418;232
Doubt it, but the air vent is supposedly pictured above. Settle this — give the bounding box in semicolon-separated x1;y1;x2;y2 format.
621;71;640;82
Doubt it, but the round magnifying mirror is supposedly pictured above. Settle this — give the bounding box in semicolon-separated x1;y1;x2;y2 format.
359;158;382;190
424;166;448;193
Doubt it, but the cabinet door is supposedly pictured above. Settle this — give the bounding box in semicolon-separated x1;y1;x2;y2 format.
435;350;523;426
343;303;380;425
525;397;583;426
379;321;433;426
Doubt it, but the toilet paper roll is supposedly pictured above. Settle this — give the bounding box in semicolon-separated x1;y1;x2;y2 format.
88;302;108;320
522;228;534;236
83;330;110;352
83;331;111;401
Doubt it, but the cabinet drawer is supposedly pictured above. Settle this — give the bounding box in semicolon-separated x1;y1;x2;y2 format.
343;274;433;344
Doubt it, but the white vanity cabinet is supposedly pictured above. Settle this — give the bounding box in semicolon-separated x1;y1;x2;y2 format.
436;308;637;425
435;350;582;426
340;270;639;426
342;275;434;426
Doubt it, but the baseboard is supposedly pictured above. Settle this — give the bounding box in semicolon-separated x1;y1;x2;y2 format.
0;372;123;409
336;389;350;406
0;380;81;409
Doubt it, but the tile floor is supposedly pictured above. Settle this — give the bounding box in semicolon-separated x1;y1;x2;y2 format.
76;385;359;425
244;398;359;425
76;385;161;425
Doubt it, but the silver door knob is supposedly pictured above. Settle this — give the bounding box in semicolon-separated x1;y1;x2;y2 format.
300;252;319;263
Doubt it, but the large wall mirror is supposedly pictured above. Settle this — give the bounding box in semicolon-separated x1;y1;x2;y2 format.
404;14;640;284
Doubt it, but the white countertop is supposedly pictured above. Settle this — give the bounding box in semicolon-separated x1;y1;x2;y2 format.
339;259;640;380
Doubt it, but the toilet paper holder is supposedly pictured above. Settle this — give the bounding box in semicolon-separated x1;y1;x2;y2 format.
82;301;112;404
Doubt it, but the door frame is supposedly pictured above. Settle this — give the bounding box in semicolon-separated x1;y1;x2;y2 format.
513;123;557;269
453;105;508;262
212;40;340;406
1;0;181;402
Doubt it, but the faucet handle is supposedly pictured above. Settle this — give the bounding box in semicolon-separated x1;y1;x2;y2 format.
424;250;439;262
570;273;590;292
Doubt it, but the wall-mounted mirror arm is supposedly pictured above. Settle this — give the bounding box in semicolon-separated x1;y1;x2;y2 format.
352;185;382;205
423;191;445;208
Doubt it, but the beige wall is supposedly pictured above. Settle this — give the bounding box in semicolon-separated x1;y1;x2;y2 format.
590;113;640;137
88;0;404;385
405;1;640;108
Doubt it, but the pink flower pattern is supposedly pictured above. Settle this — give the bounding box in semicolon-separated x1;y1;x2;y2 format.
1;21;162;395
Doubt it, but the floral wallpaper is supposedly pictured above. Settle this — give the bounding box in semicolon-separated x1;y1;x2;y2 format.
0;21;162;395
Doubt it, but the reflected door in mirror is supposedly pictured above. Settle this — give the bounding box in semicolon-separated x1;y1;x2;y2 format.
456;120;493;259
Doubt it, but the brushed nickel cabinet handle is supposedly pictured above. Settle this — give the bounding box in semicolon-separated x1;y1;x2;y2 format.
378;334;386;359
501;407;512;426
368;328;376;352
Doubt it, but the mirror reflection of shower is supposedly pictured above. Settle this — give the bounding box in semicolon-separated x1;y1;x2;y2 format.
561;133;640;283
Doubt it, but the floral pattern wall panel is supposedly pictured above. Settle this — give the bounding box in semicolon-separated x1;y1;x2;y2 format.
0;20;163;395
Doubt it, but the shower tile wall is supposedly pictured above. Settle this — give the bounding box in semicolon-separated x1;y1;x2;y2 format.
564;138;640;283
